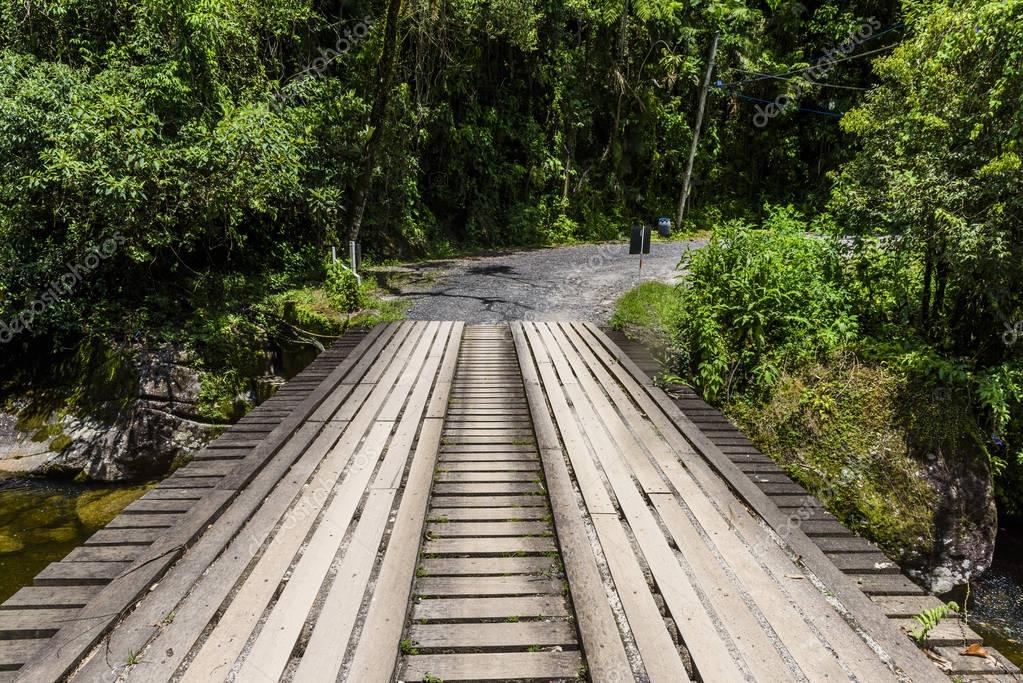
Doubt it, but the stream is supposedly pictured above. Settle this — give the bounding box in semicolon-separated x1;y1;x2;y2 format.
0;477;149;603
947;520;1023;666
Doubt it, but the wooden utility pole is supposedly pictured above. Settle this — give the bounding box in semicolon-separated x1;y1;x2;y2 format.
675;31;719;228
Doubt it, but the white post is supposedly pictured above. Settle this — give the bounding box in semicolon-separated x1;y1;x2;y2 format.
349;241;361;285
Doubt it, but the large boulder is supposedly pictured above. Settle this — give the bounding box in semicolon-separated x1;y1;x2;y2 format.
0;346;224;481
727;353;997;591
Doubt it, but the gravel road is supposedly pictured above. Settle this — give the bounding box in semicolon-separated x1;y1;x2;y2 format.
376;239;704;324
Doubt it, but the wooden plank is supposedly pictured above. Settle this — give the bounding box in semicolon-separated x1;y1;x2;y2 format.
85;528;161;546
413;596;568;621
423;537;556;555
435;471;538;483
105;513;179;528
1;587;96;610
121;499;192;514
579;322;938;682
293;330;457;683
428;495;547;508
439;461;540;472
431;482;545;495
829;552;901;574
417;576;562;597
34;562;131;586
518;325;686;683
409;621;576;649
0;609;79;639
63;545;138;563
870;594;947;617
236;323;449;683
418;557;555;576
559;321;895;680
534;322;739;680
402;652;582;681
428;507;548;522
345;326;460;683
426;521;549;537
0;639;44;669
62;324;395;683
852;574;927;595
890;618;982;646
566;324;899;682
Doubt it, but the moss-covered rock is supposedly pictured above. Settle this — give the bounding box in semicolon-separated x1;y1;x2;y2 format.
728;352;996;590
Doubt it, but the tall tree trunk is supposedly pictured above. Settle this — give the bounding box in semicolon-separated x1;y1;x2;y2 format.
920;244;933;333
345;0;404;245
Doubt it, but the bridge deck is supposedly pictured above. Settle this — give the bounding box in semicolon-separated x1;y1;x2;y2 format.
2;321;1004;681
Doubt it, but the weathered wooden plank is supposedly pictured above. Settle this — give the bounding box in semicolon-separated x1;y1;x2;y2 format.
534;322;737;680
428;495;547;508
852;574;927;595
829;552;901;574
423;536;556;555
292;330;457;683
84;528;161;546
60;324;394;683
428;507;548;522
580;321;939;682
417;576;562;597
869;594;947;617
567;323;898;682
426;521;550;537
230;324;448;683
518;323;688;683
439;461;541;472
34;561;131;586
63;545;138;563
413;596;568;621
0;609;79;639
418;557;555;576
0;587;97;610
122;499;193;514
105;513;179;528
434;471;538;483
0;638;44;669
345;328;464;683
409;621;576;650
890;618;982;646
402;652;582;681
431;482;545;496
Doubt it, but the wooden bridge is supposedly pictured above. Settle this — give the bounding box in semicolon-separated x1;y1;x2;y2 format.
0;321;1019;681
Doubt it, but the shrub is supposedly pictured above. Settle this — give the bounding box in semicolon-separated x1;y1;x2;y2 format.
324;261;362;313
672;205;858;401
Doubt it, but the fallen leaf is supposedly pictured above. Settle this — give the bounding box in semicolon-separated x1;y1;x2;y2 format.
961;643;989;658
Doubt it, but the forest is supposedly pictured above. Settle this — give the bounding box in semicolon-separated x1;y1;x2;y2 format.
0;0;1021;584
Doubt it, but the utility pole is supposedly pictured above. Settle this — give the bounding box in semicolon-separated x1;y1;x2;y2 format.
676;31;719;228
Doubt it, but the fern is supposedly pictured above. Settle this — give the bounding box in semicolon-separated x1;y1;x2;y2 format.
911;601;959;644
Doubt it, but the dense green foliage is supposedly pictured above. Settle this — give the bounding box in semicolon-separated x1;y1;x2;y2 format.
672;206;856;401
0;0;903;360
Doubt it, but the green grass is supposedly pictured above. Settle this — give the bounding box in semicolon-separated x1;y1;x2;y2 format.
609;281;679;342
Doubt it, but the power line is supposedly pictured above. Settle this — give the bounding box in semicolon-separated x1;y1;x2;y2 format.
717;20;904;89
717;42;898;89
715;88;845;118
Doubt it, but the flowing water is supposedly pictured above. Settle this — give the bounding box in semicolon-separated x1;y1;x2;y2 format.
948;522;1023;666
0;477;150;603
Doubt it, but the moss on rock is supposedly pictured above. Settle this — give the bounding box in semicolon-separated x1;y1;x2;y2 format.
727;351;995;581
